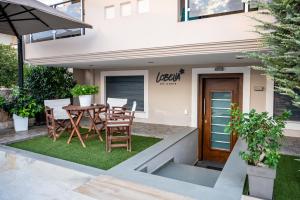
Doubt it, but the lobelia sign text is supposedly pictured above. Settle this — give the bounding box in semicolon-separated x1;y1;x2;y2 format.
156;68;185;85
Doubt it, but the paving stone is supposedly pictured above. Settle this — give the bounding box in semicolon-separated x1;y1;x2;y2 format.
280;136;300;156
0;126;47;144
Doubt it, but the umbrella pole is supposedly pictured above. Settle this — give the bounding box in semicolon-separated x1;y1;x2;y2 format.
17;37;24;89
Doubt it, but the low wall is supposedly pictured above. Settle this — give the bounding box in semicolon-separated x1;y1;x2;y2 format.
0;88;12;129
136;129;198;173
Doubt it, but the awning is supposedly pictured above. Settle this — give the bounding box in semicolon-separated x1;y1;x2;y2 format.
0;0;92;37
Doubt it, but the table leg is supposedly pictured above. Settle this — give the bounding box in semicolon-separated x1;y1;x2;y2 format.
67;111;86;148
87;110;104;142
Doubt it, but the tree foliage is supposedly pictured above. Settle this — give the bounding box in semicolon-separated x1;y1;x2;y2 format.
25;66;75;105
250;0;300;107
0;44;18;87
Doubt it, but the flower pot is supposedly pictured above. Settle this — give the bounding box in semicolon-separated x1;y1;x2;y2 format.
79;95;92;107
247;165;276;200
13;114;29;132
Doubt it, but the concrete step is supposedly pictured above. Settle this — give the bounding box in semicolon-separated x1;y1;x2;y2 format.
153;162;221;188
75;175;194;200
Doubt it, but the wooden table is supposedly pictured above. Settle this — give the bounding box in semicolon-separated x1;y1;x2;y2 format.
63;104;106;148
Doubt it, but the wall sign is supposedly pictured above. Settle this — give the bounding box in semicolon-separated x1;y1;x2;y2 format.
156;68;185;85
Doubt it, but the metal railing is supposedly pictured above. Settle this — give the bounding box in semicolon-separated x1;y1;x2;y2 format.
27;0;84;43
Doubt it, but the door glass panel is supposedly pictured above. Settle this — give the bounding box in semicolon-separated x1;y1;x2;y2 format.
212;108;230;117
211;141;230;150
211;91;232;151
212;100;231;108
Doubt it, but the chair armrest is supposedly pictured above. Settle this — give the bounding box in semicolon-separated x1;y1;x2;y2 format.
112;106;127;110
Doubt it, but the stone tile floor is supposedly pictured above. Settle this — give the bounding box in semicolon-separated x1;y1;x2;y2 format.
0;147;96;200
0;126;47;145
80;119;188;139
280;136;300;156
132;122;192;139
0;123;299;156
0;122;188;145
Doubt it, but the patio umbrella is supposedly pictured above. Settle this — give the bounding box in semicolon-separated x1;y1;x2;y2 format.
0;0;92;87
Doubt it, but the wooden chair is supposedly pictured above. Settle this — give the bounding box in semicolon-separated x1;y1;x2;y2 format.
91;98;127;137
105;101;137;152
44;99;71;141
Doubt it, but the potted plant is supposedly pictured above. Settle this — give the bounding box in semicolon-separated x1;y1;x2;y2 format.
71;84;99;107
228;108;290;200
9;88;42;132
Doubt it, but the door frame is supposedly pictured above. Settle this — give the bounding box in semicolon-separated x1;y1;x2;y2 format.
191;66;251;161
198;74;243;161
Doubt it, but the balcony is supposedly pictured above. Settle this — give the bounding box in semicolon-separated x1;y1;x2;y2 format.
27;0;84;43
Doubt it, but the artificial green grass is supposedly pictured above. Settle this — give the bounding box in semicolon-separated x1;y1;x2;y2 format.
274;155;300;200
243;155;300;200
8;130;161;170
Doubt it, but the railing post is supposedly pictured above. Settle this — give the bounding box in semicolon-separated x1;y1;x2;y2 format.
243;0;250;12
17;36;24;89
184;0;188;22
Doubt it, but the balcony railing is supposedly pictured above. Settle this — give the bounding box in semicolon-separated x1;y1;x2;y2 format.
180;0;265;22
27;0;84;43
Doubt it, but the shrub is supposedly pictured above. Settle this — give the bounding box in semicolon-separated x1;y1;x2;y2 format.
0;44;18;87
71;84;99;97
25;66;75;105
227;108;290;168
8;87;42;118
0;95;5;108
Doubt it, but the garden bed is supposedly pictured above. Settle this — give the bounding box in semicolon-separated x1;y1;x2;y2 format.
8;130;161;170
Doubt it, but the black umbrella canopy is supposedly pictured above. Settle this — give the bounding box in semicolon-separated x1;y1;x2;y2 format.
0;0;92;37
0;0;92;88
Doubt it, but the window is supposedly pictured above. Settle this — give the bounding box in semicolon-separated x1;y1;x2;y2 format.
29;0;84;43
105;5;115;19
137;0;149;14
274;92;300;121
101;70;148;118
179;0;261;22
189;0;243;19
120;2;132;17
106;76;144;111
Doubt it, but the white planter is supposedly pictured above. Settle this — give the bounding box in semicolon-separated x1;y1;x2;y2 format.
247;165;276;200
79;95;92;107
13;114;29;132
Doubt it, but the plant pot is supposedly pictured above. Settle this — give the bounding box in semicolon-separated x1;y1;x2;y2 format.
13;114;29;132
79;95;92;107
247;165;276;200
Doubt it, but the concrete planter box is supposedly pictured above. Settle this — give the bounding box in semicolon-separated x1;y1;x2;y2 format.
79;95;92;107
247;165;276;200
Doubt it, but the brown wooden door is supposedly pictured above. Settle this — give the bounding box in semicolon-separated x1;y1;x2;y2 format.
201;77;241;163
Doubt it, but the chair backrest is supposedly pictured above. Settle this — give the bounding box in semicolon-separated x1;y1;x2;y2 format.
131;101;137;113
107;98;127;109
44;98;71;120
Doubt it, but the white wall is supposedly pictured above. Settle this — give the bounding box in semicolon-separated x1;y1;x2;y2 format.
25;0;271;65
